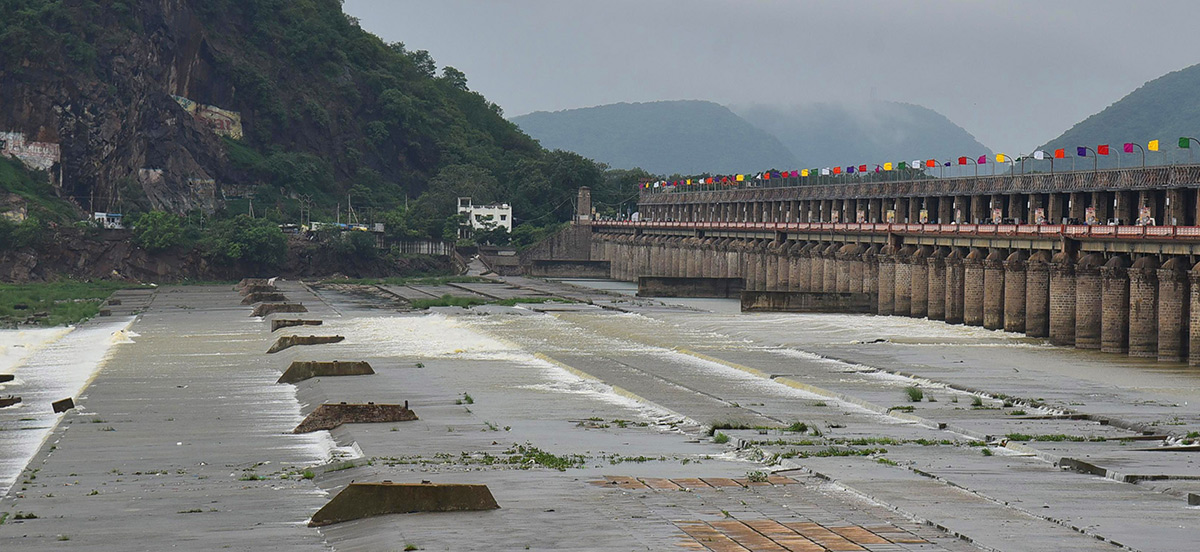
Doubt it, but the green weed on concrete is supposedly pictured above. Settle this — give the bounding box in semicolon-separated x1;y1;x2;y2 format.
0;281;146;327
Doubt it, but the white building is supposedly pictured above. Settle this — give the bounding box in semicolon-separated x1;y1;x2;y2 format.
457;197;512;239
92;212;124;229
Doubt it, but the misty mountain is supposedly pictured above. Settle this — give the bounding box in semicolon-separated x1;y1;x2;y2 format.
1039;63;1200;169
511;101;799;175
732;101;991;168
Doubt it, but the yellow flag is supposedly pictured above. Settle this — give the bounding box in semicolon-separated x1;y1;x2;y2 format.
736;174;744;182
883;162;893;171
996;153;1007;163
1149;140;1160;151
686;179;692;185
800;169;809;177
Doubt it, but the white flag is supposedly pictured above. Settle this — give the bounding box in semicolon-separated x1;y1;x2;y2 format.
912;160;921;169
820;168;830;176
1033;150;1045;160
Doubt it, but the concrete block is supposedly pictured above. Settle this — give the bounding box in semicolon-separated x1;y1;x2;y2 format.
271;319;323;332
278;361;375;384
0;374;13;383
235;278;271;290
251;303;308;317
741;291;873;313
308;481;499;527
267;335;345;354
241;292;288;305
0;395;20;408
239;284;278;297
637;277;744;298
52;397;75;413
293;402;418;433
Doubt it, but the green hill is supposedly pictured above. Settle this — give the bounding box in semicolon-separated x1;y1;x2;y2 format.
0;0;610;239
1039;63;1200;169
732;101;991;168
511;101;800;175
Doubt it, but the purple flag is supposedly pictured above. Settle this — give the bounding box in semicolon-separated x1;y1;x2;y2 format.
977;155;987;164
1123;143;1134;153
847;166;856;174
1077;147;1087;157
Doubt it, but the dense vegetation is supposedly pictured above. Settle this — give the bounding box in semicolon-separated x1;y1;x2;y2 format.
512;101;799;175
733;101;992;169
0;0;648;249
1039;63;1200;169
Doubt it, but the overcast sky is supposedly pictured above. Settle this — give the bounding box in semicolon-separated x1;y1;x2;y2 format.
344;0;1200;155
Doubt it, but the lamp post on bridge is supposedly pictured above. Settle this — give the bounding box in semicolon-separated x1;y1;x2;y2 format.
1124;143;1146;168
1180;137;1200;165
1078;146;1098;172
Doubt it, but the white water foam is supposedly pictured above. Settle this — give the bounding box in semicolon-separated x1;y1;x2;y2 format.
0;318;135;495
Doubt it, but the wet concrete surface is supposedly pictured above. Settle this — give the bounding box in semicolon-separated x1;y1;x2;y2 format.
0;274;1195;551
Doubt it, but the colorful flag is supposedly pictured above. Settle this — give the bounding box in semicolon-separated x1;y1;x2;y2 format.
801;169;809;177
1097;145;1110;155
858;164;867;172
847;166;855;174
1077;147;1087;157
1033;150;1045;160
958;157;968;165
1149;140;1160;151
944;161;951;167
736;174;744;181
978;155;987;165
899;162;908;170
875;166;881;173
995;153;1007;163
925;159;936;168
1054;148;1065;158
1180;137;1191;149
1123;143;1134;153
833;166;842;175
884;162;893;171
763;172;770;180
821;168;830;176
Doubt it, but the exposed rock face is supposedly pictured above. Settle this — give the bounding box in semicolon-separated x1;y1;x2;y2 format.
0;1;238;214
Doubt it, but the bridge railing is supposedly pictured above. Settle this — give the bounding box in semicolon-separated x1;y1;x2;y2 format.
639;164;1200;203
593;220;1200;241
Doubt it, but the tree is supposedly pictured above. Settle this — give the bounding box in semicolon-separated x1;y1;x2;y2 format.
199;215;287;272
132;211;186;252
440;66;467;91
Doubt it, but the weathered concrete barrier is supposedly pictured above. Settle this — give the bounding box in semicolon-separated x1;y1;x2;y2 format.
277;360;374;384
308;481;499;527
293;402;417;433
235;278;270;290
637;276;744;298
741;291;874;313
526;259;611;278
271;319;323;332
252;303;308;317
240;285;278;297
266;335;344;354
241;292;288;305
52;397;75;413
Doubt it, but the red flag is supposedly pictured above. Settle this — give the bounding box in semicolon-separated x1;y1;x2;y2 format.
925;159;937;168
858;164;867;172
1097;144;1110;155
1054;148;1065;159
958;156;968;165
832;166;842;175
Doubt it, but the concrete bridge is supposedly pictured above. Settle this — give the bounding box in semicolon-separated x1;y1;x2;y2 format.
526;165;1200;367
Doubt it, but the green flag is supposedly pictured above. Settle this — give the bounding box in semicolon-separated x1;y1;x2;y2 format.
1180;137;1191;149
899;162;908;170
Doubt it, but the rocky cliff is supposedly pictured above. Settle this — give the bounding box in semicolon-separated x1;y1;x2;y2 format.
0;0;545;219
